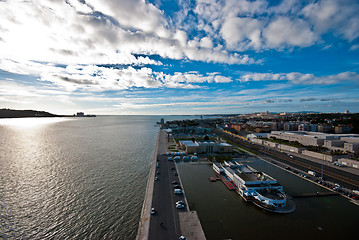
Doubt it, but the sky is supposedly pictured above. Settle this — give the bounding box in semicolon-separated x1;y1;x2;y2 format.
0;0;359;115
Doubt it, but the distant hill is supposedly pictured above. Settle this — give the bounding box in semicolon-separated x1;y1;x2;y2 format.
0;109;61;118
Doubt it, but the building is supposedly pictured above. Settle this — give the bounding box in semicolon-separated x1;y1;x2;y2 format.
298;124;311;131
344;142;359;154
318;124;332;133
271;122;284;131
246;133;269;139
335;125;351;134
284;123;298;131
179;140;233;154
268;131;328;147
231;123;243;132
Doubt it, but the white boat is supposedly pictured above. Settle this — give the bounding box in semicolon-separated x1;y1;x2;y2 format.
213;161;295;213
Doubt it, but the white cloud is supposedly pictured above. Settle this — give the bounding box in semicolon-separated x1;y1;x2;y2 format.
0;0;254;66
263;17;317;48
302;0;359;41
0;59;233;91
240;71;359;84
221;17;263;50
191;0;359;51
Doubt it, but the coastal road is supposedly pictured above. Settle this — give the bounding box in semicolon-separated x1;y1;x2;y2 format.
148;131;184;240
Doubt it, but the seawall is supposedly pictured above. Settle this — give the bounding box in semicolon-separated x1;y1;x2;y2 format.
136;131;160;240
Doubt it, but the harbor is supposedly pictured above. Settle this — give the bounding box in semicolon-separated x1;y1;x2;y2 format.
176;156;359;239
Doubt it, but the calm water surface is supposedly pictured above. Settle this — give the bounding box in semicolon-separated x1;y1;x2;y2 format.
177;157;358;240
0;115;194;239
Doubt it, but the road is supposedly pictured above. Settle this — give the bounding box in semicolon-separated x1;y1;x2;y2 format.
148;130;185;240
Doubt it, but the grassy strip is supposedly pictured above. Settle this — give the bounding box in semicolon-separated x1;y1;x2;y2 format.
224;138;258;155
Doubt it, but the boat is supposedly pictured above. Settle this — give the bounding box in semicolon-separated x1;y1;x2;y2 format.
213;162;295;213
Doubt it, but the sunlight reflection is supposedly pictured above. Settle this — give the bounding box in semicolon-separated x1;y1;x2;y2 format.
0;117;73;129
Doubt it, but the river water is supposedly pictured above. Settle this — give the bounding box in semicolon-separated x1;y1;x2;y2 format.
177;157;358;240
0;115;193;239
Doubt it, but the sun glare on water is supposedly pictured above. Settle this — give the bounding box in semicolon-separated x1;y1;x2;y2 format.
0;117;72;129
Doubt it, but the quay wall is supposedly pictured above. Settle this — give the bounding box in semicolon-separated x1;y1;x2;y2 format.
136;131;160;240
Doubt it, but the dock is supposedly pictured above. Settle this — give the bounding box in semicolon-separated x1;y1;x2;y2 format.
216;173;236;191
208;177;221;182
291;192;340;198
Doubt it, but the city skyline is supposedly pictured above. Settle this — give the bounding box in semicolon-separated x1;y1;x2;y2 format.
1;0;359;115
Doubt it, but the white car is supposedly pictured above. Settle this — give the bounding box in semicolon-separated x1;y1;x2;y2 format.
174;189;183;194
151;208;156;215
176;203;185;209
176;200;185;205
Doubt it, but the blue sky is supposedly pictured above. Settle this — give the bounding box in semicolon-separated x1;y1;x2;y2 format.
0;0;359;115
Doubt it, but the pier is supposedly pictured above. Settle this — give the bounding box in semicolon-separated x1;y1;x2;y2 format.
291;192;340;198
136;130;206;240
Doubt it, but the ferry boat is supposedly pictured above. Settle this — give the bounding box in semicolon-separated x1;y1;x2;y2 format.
213;162;295;213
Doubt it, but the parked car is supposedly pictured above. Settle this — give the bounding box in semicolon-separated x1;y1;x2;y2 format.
151;208;156;215
174;189;183;194
176;203;185;209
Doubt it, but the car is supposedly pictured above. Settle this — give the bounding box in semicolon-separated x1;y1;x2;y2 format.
156;171;159;174
179;236;186;240
352;195;359;200
155;177;158;181
176;203;185;209
173;185;181;189
171;167;175;170
174;189;183;194
151;208;156;215
172;181;178;184
168;157;173;161
176;200;185;205
174;172;178;176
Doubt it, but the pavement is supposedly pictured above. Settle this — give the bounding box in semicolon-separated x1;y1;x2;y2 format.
179;211;206;240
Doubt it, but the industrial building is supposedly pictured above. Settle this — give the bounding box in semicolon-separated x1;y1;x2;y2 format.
179;140;233;154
